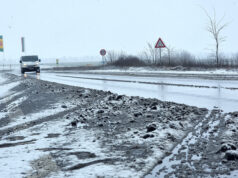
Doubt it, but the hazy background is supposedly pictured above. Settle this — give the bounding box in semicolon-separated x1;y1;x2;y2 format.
0;0;237;63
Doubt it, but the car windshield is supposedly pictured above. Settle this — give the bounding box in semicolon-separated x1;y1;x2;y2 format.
22;56;38;62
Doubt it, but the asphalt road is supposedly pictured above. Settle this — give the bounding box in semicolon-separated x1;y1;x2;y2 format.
12;70;238;112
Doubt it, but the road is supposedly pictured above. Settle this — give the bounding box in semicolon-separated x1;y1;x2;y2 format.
11;70;238;112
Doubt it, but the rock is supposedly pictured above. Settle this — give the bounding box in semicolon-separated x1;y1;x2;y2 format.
230;112;238;117
98;123;104;127
71;121;77;127
146;124;156;132
134;112;142;117
130;119;135;123
116;95;123;100
167;133;176;142
151;102;158;107
143;134;154;139
219;143;236;152
179;122;184;128
225;150;238;160
145;114;153;118
61;105;67;109
157;160;163;164
150;106;157;110
169;123;177;129
225;119;235;125
97;110;104;114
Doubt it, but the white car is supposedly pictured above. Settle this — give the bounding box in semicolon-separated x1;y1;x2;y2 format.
20;55;41;74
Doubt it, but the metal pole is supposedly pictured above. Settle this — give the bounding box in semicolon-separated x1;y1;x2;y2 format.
160;48;162;64
154;49;156;64
167;47;170;66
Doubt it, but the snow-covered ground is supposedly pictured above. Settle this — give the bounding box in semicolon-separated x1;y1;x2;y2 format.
0;74;20;99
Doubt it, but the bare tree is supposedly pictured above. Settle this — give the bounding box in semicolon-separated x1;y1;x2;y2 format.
166;46;175;66
106;50;118;64
144;42;161;64
204;9;229;67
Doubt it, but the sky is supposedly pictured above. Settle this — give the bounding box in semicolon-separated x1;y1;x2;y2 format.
0;0;237;62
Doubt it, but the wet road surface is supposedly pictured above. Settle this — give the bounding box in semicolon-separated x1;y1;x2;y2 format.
13;70;238;112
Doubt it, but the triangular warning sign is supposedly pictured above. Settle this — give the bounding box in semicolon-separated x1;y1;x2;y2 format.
155;38;166;48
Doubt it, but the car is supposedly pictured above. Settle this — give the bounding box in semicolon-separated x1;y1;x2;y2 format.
20;55;41;74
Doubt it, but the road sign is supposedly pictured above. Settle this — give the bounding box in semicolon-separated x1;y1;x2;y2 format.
100;49;106;56
155;38;166;48
0;35;4;52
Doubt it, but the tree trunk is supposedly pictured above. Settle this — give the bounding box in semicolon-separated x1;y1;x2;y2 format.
216;41;219;67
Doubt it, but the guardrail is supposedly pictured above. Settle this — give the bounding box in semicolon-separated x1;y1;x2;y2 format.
0;64;14;71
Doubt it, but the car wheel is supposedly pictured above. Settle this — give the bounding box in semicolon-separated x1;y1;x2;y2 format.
21;69;25;74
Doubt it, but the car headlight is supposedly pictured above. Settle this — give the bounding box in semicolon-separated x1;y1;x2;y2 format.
35;62;39;66
23;63;27;66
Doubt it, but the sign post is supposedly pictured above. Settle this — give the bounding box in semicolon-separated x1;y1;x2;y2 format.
56;59;59;65
21;37;25;53
155;38;166;63
100;49;106;65
0;35;3;52
0;35;5;68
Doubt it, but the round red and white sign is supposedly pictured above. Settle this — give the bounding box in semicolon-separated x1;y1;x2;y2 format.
100;49;106;56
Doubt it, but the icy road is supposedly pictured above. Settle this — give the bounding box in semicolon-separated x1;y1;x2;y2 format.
13;70;238;112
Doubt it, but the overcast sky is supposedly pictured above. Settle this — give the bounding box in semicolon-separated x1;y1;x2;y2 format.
0;0;237;61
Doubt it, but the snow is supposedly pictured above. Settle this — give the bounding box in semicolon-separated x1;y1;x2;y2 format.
82;67;238;75
0;100;75;132
0;74;7;84
145;111;212;177
0;114;139;178
0;75;19;99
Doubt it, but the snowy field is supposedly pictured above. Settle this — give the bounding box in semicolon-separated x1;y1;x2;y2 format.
80;67;238;75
